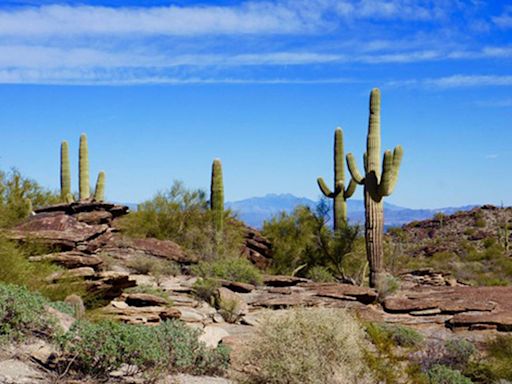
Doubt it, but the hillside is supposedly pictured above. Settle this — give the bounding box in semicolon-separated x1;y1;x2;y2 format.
387;205;512;285
226;193;476;228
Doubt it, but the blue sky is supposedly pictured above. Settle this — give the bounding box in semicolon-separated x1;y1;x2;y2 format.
0;0;511;209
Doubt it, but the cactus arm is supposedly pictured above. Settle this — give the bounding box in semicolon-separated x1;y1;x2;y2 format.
60;141;71;199
388;145;404;193
210;159;224;232
367;88;381;175
346;153;365;184
344;179;357;199
79;133;90;200
317;177;334;198
334;127;344;184
378;150;394;196
94;171;105;201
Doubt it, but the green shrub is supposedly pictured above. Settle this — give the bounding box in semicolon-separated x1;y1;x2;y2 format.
0;236;86;301
239;308;373;384
0;283;54;342
478;335;512;381
306;265;335;282
0;169;60;228
125;285;172;304
444;338;476;370
118;181;244;259
58;319;229;380
262;200;362;280
126;255;180;278
427;365;472;384
192;278;221;305
191;257;263;285
370;323;424;348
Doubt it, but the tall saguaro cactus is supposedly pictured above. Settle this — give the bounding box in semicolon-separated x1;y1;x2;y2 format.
317;127;357;230
79;133;90;200
60;141;71;199
94;171;106;201
346;88;403;288
210;159;224;233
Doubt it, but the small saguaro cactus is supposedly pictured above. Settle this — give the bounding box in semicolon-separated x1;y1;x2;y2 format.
210;159;224;233
60;141;71;199
346;88;403;288
94;171;106;201
317;127;357;230
79;133;90;200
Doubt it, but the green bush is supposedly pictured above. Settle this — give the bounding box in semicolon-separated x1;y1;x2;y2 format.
125;285;172;304
427;365;472;384
0;283;54;342
58;319;229;380
191;257;263;285
239;308;373;384
370;323;424;348
192;278;221;305
262;200;362;280
118;181;244;259
0;236;86;301
126;255;180;278
306;265;335;282
0;168;60;228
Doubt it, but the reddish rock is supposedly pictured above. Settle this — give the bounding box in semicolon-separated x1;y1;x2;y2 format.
124;293;169;307
304;283;378;304
99;235;197;264
29;251;103;270
263;275;311;287
241;227;272;269
35;201;129;218
7;212;108;249
73;210;112;225
101;305;180;324
218;279;256;293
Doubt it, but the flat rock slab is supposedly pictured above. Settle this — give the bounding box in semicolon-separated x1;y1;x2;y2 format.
101;304;181;324
382;286;512;331
0;359;45;383
304;283;378;304
34;201;129;218
124;293;170;307
29;251;103;270
99;235;197;264
8;212;108;248
263;275;311;287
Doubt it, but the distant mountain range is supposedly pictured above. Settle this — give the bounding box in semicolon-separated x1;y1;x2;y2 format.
225;193;476;229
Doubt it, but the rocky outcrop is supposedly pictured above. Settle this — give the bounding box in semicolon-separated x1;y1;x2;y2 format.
241;227;272;269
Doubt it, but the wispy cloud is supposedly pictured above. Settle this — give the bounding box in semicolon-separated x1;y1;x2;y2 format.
389;75;512;89
492;6;512;29
485;154;499;159
0;1;448;38
0;67;358;85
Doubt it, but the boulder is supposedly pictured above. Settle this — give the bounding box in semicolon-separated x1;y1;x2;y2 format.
218;279;256;293
305;283;378;304
199;325;230;348
73;210;113;225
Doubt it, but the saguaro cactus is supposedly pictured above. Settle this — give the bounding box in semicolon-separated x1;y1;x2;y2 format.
317;127;357;230
94;171;105;201
210;159;224;233
79;133;90;200
60;141;71;199
346;88;403;288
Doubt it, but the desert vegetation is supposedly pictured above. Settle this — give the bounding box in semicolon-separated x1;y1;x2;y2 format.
0;88;511;384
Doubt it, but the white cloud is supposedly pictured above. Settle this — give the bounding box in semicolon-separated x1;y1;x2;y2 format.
0;67;357;85
493;6;512;28
0;1;455;38
389;75;512;89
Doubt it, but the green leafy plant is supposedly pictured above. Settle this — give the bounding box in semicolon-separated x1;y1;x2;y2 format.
263;200;362;280
0;168;60;228
0;283;55;342
119;181;244;259
427;365;472;384
306;266;335;282
0;236;87;301
192;278;221;305
57;319;229;381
